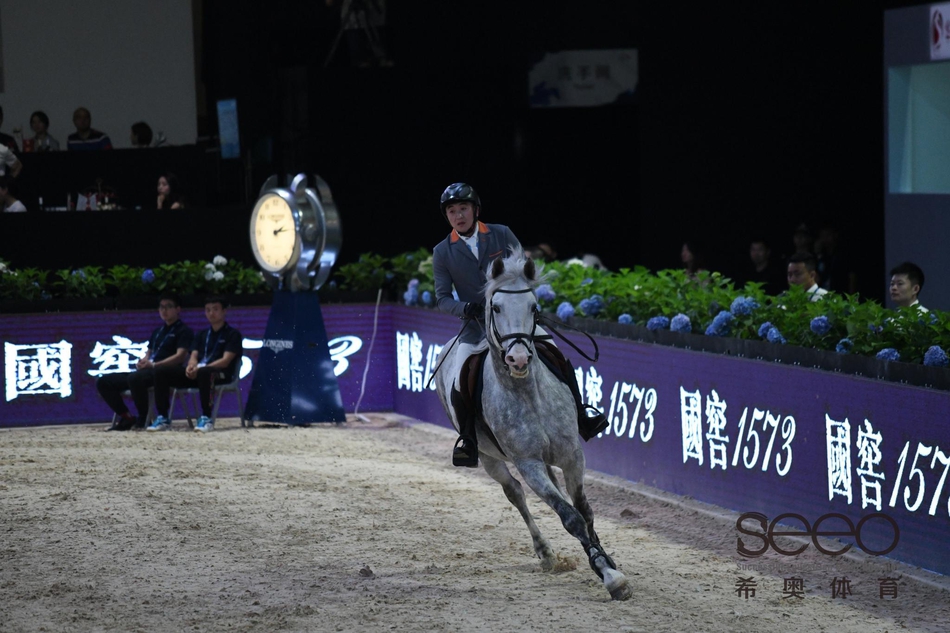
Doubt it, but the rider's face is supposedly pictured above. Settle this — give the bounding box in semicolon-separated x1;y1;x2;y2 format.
445;202;477;235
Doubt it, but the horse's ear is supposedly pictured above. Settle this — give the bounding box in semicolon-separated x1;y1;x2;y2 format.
524;257;536;281
491;256;505;279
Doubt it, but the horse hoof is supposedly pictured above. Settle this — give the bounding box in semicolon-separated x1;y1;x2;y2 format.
603;569;631;601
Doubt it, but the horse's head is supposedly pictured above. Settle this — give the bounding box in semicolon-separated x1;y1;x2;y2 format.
484;248;543;379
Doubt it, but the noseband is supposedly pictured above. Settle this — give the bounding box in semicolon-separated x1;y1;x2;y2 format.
488;287;547;361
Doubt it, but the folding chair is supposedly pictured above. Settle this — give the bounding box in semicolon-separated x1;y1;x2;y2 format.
111;388;156;426
168;372;246;429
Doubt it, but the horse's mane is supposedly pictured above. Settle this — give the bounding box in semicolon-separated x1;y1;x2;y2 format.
483;246;553;300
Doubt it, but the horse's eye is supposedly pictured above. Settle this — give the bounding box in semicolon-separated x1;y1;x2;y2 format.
492;305;501;313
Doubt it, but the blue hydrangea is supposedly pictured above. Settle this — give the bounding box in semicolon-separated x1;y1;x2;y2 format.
141;269;156;284
556;302;575;321
328;280;338;290
647;316;670;331
810;316;831;336
930;313;939;325
766;326;787;344
705;310;734;336
868;324;884;334
757;322;773;339
579;295;605;317
835;338;853;354
536;284;556;302
730;296;759;316
581;278;593;286
407;278;419;289
421;290;433;306
924;346;949;367
71;269;86;279
385;272;395;281
618;313;633;325
670;313;692;333
403;287;418;306
876;348;900;362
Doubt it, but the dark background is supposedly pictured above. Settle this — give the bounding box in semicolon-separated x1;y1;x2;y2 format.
5;0;928;305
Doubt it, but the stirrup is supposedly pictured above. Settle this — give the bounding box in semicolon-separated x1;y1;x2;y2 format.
579;407;609;441
452;436;479;468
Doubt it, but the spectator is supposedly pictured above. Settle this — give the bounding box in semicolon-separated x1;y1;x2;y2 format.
0;105;20;152
97;294;194;431
0;139;22;178
0;176;26;212
741;237;785;295
526;242;558;263
67;107;113;150
131;121;153;148
148;296;243;433
681;239;708;280
157;172;185;209
786;251;828;301
889;261;927;312
29;111;60;152
814;224;857;294
791;223;815;256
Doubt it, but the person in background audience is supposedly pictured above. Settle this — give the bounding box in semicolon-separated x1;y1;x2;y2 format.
0;140;22;178
0;105;20;153
29;111;60;151
157;172;185;209
790;223;815;256
97;293;194;431
814;224;857;295
741;237;786;295
786;251;828;301
681;239;708;281
0;176;26;212
131;121;153;148
889;261;927;312
67;107;112;150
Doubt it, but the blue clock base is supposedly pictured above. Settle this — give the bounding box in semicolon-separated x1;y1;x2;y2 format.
245;291;347;425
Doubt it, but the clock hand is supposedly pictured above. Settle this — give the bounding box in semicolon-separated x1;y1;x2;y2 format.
273;226;287;236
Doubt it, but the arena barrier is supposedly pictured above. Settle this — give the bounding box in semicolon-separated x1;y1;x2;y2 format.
2;303;948;577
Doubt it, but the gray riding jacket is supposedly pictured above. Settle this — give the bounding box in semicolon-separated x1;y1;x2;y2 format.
433;221;522;344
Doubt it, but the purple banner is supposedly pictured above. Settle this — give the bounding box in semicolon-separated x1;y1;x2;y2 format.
0;302;395;427
389;306;950;578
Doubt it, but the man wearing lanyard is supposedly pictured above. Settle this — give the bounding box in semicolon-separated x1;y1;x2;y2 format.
148;296;243;433
98;294;194;431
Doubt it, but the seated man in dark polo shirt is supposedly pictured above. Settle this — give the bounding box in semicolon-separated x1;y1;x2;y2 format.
67;107;113;150
149;296;243;433
98;293;194;431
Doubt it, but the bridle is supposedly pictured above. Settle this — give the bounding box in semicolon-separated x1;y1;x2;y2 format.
488;286;548;362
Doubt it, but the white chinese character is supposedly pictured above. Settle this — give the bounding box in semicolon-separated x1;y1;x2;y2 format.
826;414;852;504
856;419;884;511
680;386;703;465
583;366;604;413
395;331;412;391
87;336;148;377
5;340;73;401
705;389;730;470
409;333;425;393
423;343;443;391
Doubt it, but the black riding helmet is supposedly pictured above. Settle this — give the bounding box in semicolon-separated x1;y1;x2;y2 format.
440;182;480;216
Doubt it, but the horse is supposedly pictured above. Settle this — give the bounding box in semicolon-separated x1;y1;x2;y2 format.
434;248;631;601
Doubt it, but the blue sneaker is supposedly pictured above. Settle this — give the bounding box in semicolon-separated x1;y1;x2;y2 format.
195;416;214;433
146;415;171;432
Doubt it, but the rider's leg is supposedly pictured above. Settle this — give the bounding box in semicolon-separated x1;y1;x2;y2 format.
534;339;609;441
451;341;484;467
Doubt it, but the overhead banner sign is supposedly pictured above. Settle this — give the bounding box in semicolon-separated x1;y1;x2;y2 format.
528;49;638;108
930;3;950;60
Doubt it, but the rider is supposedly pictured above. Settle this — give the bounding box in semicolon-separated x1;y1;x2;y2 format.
432;182;609;468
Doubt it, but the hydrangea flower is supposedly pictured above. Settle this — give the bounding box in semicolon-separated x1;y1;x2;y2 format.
670;314;692;333
556;301;575;320
924;346;949;367
142;269;155;284
876;348;900;362
757;321;773;339
581;278;593;286
213;255;228;267
618;313;633;325
407;278;419;289
71;269;86;279
536;284;556;302
730;296;759;316
868;324;884;334
810;316;831;336
421;290;433;306
705;310;734;336
212;271;224;281
403;287;419;306
647;316;670;331
766;326;786;344
579;295;605;317
205;263;216;270
204;270;214;281
835;338;853;354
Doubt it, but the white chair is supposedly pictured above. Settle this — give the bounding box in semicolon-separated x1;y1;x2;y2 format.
111;388;156;426
168;372;246;429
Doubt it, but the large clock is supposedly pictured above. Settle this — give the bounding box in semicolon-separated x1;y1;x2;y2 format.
249;173;341;291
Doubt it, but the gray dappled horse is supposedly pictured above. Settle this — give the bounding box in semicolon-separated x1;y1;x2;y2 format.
435;248;631;601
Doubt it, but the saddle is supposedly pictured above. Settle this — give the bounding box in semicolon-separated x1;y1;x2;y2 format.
455;350;506;457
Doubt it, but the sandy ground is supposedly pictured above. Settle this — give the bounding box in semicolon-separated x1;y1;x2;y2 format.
2;414;949;633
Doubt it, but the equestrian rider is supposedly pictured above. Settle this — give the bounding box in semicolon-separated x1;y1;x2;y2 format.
432;182;610;467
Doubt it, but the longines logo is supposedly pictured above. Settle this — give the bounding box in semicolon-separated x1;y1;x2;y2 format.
263;339;294;353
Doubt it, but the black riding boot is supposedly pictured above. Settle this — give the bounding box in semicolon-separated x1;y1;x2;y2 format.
536;342;609;441
450;386;479;467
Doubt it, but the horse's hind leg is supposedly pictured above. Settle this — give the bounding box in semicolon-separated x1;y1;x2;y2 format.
481;455;557;571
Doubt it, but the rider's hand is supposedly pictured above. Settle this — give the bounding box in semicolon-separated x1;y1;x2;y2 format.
463;302;484;319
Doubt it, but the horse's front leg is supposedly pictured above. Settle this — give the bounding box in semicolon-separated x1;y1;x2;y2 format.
481;455;557;571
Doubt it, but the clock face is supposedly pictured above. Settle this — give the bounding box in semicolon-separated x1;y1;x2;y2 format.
251;193;298;273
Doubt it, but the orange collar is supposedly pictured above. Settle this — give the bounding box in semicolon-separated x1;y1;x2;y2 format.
450;221;488;242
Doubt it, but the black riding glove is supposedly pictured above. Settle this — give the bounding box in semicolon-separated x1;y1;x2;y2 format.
463;302;484;320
